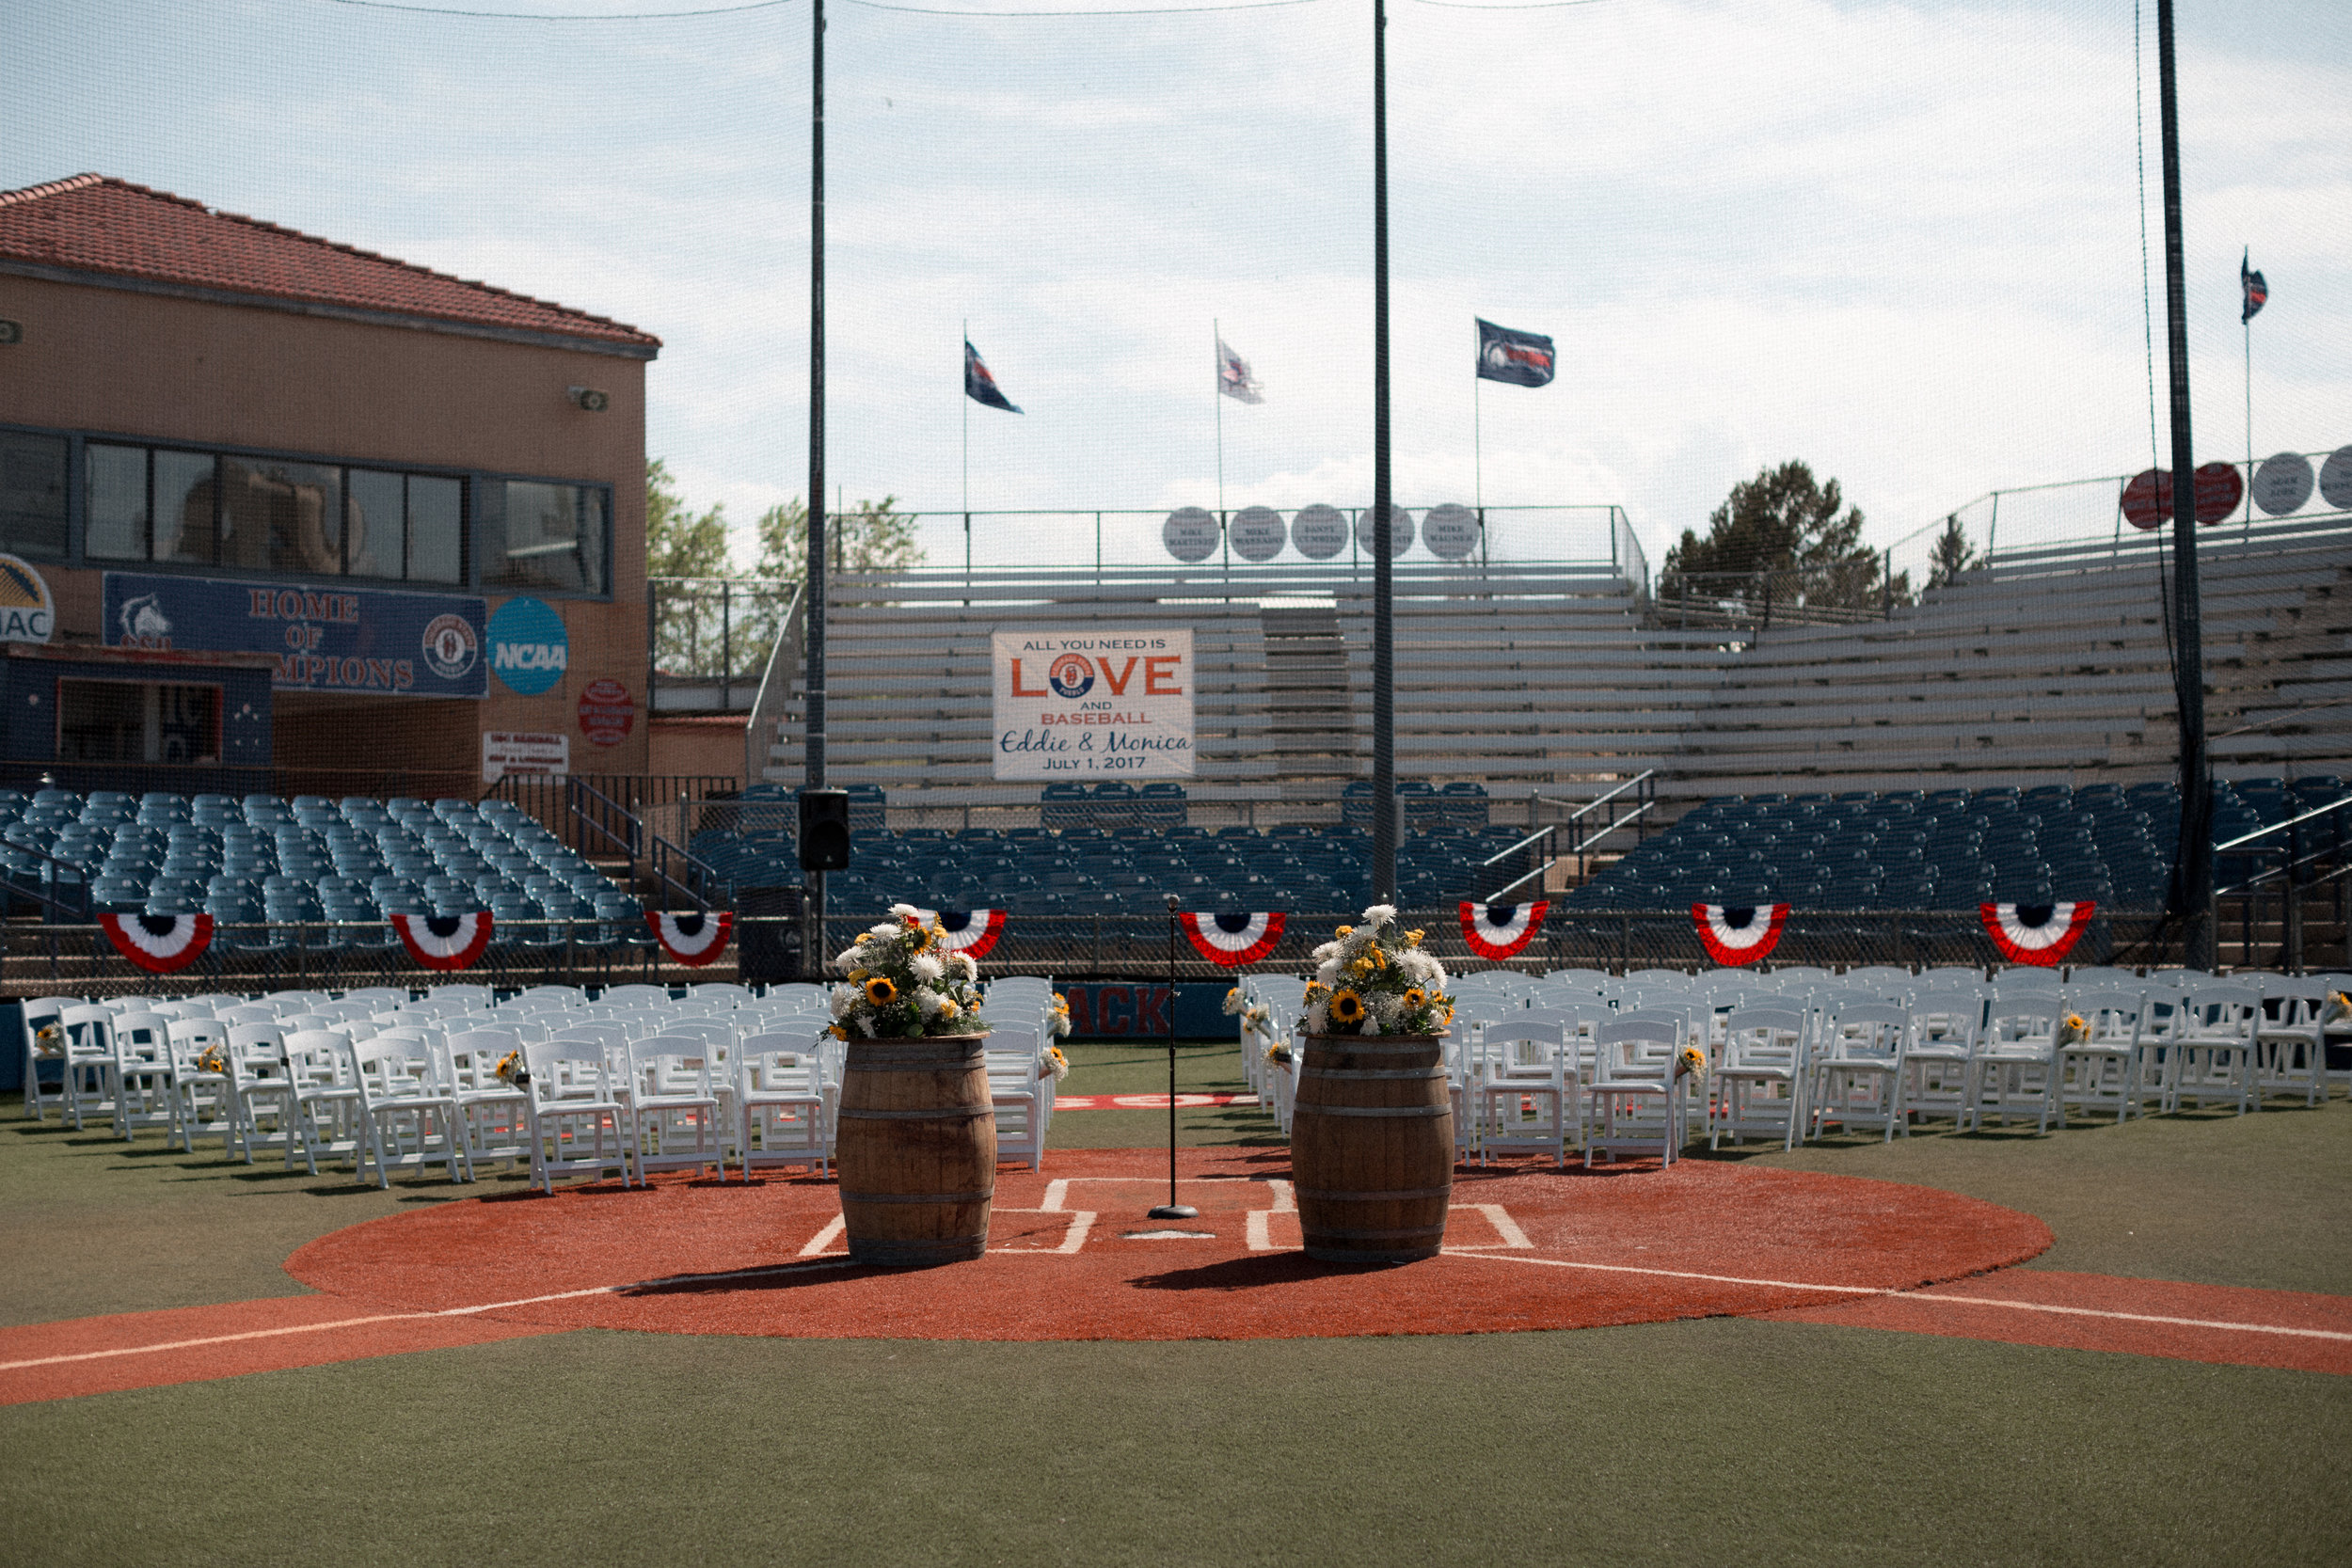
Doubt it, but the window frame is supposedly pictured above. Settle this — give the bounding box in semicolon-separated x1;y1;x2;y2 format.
0;419;615;602
54;675;226;767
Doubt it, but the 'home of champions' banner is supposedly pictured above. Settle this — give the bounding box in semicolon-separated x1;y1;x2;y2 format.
992;628;1194;780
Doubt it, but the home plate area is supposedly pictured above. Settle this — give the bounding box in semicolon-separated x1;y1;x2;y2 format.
286;1149;2056;1343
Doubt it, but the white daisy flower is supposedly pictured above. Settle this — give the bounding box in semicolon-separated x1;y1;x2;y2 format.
912;954;944;984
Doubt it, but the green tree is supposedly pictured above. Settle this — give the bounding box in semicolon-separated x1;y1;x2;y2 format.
645;458;740;679
752;494;923;581
1927;512;1977;589
1662;460;1907;621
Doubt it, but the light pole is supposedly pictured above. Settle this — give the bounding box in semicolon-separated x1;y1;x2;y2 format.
1370;0;1396;906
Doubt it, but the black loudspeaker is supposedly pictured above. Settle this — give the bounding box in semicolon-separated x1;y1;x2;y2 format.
799;788;852;872
738;886;806;984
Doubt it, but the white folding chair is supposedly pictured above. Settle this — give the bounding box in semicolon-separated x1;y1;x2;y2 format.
1808;1003;1910;1142
437;1027;532;1175
350;1036;472;1186
2254;980;2330;1108
1960;1000;2062;1132
1586;1016;1687;1166
221;1022;298;1164
108;1011;180;1143
282;1029;367;1176
1473;1020;1576;1167
521;1040;635;1191
624;1036;727;1181
737;1028;833;1179
20;997;76;1122
1711;1006;1809;1149
2171;985;2263;1116
987;1021;1051;1174
165;1018;237;1155
2051;990;2146;1126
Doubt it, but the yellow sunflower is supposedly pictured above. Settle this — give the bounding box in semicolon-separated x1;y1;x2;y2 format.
1405;929;1424;946
1401;987;1427;1010
1304;981;1330;999
826;1023;848;1039
1327;989;1367;1027
866;976;898;1006
906;924;935;953
1335;926;1354;939
849;968;870;985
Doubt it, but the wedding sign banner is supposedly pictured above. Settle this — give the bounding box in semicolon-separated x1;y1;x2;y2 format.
992;627;1195;780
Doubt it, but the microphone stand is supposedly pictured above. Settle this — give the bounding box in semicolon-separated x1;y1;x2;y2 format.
1149;895;1197;1220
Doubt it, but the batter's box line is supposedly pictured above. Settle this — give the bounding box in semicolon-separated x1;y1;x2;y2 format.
1039;1176;1289;1214
796;1210;1097;1259
1245;1201;1532;1254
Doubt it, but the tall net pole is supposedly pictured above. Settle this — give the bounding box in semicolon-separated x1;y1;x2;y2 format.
806;0;829;959
2155;0;2212;970
1370;0;1396;905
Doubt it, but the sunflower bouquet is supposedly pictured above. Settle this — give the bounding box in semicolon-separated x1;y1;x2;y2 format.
1039;1044;1071;1082
32;1022;63;1057
495;1050;531;1088
1673;1043;1708;1082
2056;1012;2091;1046
1297;905;1454;1037
2324;992;2351;1025
828;905;989;1039
194;1043;228;1077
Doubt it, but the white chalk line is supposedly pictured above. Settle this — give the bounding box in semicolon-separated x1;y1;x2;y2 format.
0;1259;855;1374
1447;1250;2352;1343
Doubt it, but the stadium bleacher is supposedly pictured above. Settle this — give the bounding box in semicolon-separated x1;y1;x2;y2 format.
1;789;646;945
1563;778;2343;912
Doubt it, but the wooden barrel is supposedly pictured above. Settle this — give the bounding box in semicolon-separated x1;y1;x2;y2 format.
834;1035;996;1265
1291;1034;1453;1263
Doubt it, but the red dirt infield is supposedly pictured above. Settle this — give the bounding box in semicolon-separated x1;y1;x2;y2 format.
281;1149;2052;1342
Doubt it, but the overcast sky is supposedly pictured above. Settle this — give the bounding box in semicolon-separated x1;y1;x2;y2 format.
7;0;2347;577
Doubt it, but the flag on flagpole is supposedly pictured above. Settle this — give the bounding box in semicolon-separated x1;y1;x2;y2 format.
1475;317;1556;388
1217;335;1263;404
2241;249;2267;323
965;339;1022;413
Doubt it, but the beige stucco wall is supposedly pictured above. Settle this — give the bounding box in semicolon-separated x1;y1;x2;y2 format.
0;270;653;778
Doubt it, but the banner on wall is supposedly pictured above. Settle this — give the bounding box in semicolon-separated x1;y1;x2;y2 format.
103;573;487;699
482;731;568;782
991;627;1194;781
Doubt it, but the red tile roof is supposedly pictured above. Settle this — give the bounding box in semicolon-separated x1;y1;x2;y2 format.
0;174;659;352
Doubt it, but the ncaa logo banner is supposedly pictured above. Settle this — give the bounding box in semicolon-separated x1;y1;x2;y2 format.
992;627;1194;781
487;596;569;696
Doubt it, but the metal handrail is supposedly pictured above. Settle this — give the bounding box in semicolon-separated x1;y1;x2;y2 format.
5;839;95;922
1570;800;1655;857
2213;793;2352;853
647;832;723;912
1483;770;1658;867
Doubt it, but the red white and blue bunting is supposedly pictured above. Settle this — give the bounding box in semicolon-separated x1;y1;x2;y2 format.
100;912;214;974
648;910;733;966
1692;902;1789;967
1459;900;1549;960
390;911;495;973
1180;910;1286;968
913;908;1007;961
1979;901;2096;967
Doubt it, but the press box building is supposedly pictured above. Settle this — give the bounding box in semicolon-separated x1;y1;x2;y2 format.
0;174;659;792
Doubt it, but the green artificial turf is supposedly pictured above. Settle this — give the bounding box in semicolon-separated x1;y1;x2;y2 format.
8;1316;2348;1567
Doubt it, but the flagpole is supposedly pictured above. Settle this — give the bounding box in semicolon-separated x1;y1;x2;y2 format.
961;318;971;587
2243;259;2254;535
1370;0;1396;908
1215;319;1228;576
806;0;828;969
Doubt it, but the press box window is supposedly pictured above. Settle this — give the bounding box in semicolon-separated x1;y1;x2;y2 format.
482;479;608;595
0;431;68;560
84;441;462;585
56;679;222;765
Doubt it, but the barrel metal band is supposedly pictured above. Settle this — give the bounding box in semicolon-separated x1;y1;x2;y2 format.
1295;1103;1452;1118
1295;1185;1453;1203
837;1106;994;1121
843;1190;993;1205
1300;1067;1449;1082
1298;1225;1448;1242
847;1060;985;1073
